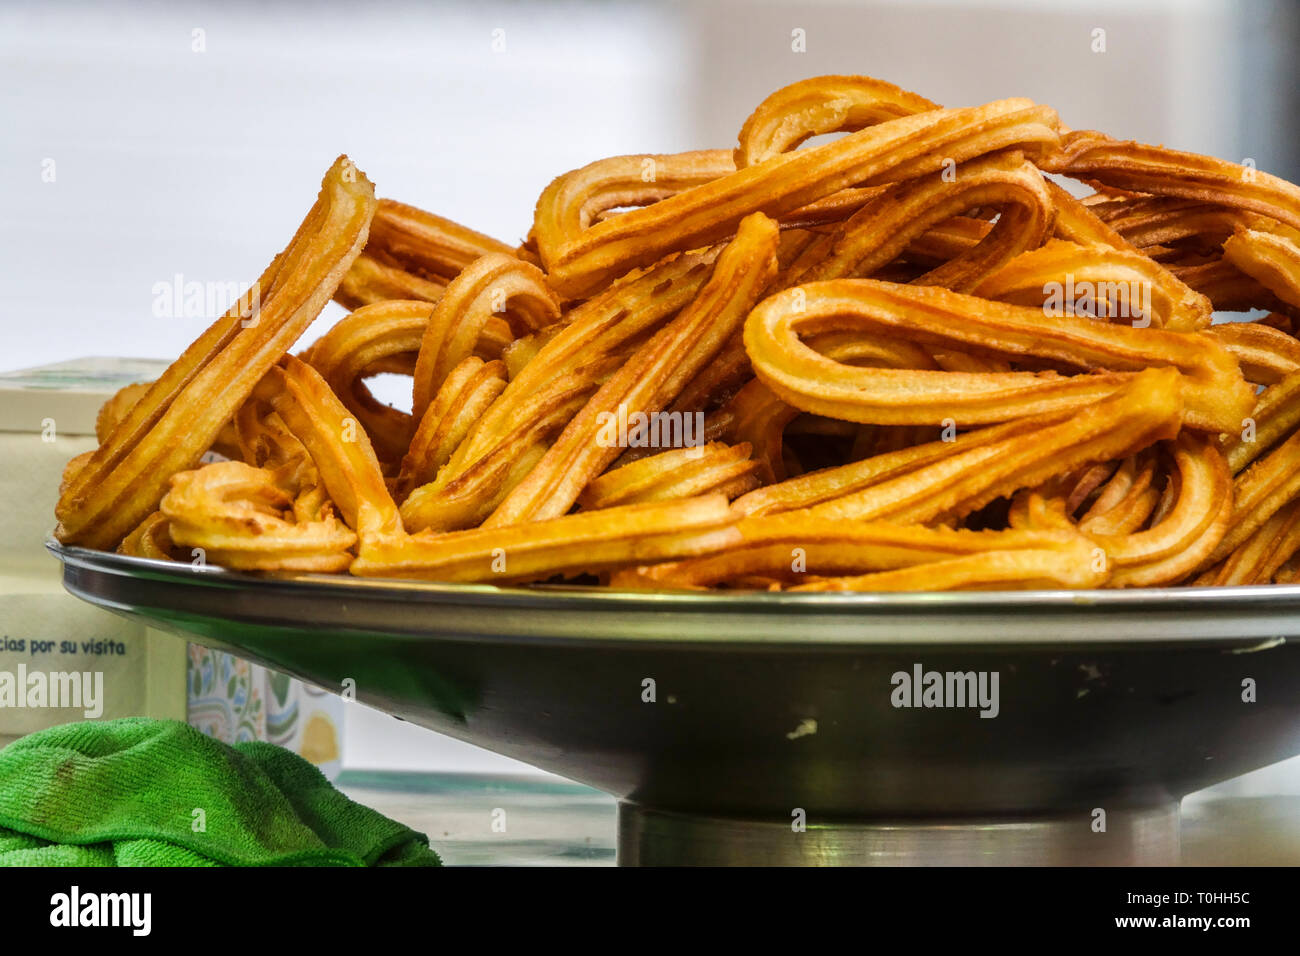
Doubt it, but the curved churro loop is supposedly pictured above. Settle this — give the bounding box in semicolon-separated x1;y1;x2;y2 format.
1044;181;1133;251
1076;451;1159;536
1260;312;1296;334
1207;498;1300;586
398;376;595;533
302;300;513;463
1205;322;1300;385
1034;187;1221;329
1089;197;1260;253
1012;439;1233;588
901;182;1145;269
533;150;735;253
395;357;507;501
55;156;377;550
263;355;402;542
791;544;1106;591
1172;257;1294;314
1221;229;1300;310
1041;131;1300;233
302;300;430;461
723;332;935;484
903;215;991;265
723;380;802;485
354;493;741;583
529;145;890;284
849;425;944;461
671;319;926;430
1059;460;1120;514
95;382;151;444
117;511;183;562
172;357;395;575
785;151;1055;291
663;331;754;422
734;408;1070;518
162;460;357;572
735;74;941;168
303;301;512;377
366;198;516;284
1109;490;1233;587
610;516;1102;590
300;303;422;371
579;442;759;510
1204;420;1300;567
1078;202;1300;315
744;279;1250;430
1275;557;1300;584
1220;370;1300;475
399;248;721;533
974;239;1212;331
500;326;560;380
801;369;1183;526
104;383;240;471
732;369;1181;524
538;97;1060;297
487;213;780;527
233;397;309;471
1089;436;1230;569
335;250;445;311
410;253;560;423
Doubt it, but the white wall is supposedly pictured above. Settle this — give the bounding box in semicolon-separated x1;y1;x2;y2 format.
0;0;691;371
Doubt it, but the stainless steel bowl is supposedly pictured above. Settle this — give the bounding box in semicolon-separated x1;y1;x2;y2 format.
49;541;1300;865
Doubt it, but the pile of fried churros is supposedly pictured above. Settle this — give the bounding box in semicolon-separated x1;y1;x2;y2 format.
54;75;1300;591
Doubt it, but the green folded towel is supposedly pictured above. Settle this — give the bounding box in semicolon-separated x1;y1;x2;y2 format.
0;717;440;867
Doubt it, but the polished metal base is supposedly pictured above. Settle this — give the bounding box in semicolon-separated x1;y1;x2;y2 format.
617;803;1181;866
50;543;1300;866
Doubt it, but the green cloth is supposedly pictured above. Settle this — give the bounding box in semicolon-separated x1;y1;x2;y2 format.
0;717;440;867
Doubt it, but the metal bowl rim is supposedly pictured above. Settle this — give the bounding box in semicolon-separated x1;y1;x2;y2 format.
47;538;1300;616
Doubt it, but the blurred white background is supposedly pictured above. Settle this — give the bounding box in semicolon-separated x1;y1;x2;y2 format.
3;0;1298;785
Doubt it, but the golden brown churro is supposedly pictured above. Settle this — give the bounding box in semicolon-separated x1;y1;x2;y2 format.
743;280;1249;430
58;74;1300;590
487;213;779;526
537;98;1061;297
56;156;376;550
